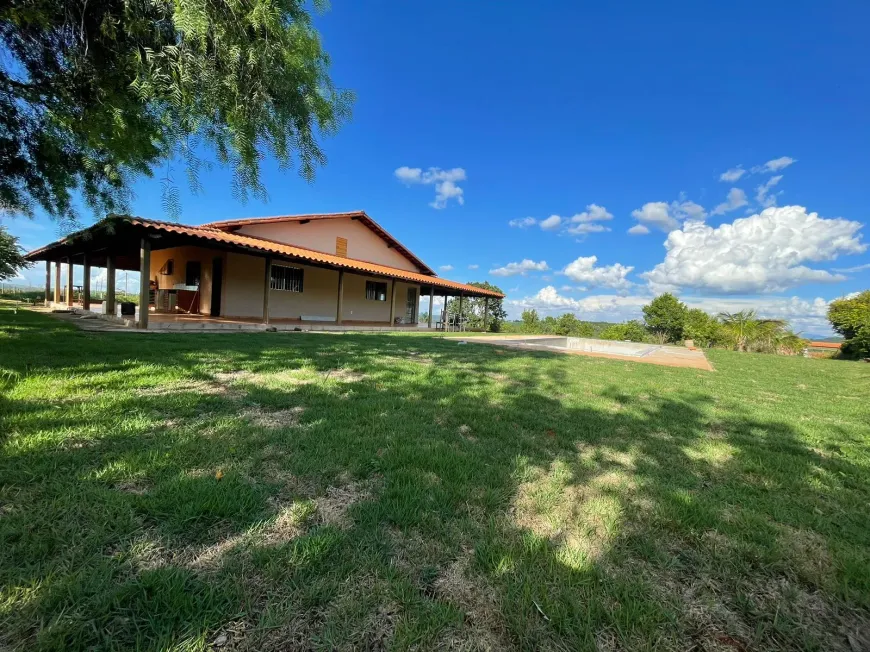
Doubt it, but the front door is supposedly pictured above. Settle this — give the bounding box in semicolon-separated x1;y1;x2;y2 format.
210;257;223;317
405;287;417;323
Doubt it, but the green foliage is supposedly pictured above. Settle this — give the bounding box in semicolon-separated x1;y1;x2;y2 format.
520;309;540;333
642;293;688;343
828;291;870;358
682;308;723;348
0;227;30;280
599;320;649;342
445;282;507;332
0;0;353;225
717;310;806;355
554;313;595;337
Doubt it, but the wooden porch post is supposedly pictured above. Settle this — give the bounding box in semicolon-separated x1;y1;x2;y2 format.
105;255;116;316
44;261;51;305
428;286;434;329
65;257;74;306
82;254;91;311
483;299;489;332
388;279;396;325
138;238;150;329
458;293;464;332
54;261;61;303
262;256;272;324
336;270;345;324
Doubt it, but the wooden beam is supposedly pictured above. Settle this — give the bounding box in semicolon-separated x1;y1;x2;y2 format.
428;286;434;329
336;270;345;324
483;300;489;332
44;261;51;306
262;256;272;324
105;255;116;316
458;293;464;332
388;279;396;325
138;238;150;329
65;257;74;306
82;254;91;311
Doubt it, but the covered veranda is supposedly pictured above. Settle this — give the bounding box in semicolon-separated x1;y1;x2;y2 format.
24;215;502;331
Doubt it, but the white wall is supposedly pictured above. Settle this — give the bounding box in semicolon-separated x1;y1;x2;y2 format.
235;219;421;272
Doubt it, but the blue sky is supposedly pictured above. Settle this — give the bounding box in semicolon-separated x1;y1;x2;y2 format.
4;1;869;335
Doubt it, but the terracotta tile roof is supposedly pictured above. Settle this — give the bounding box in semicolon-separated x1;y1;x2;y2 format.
808;341;842;349
201;211;434;275
25;216;504;299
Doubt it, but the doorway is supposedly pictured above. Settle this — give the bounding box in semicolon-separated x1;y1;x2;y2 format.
405;287;417;323
210;257;223;317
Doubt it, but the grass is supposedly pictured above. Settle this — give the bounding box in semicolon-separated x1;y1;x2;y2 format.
1;303;869;651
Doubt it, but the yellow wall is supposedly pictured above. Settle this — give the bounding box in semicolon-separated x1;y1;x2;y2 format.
149;246;224;315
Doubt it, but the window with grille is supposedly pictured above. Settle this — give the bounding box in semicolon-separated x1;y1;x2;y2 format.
270;265;304;292
365;280;388;301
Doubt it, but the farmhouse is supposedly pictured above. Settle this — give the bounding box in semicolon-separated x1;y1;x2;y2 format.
24;212;502;330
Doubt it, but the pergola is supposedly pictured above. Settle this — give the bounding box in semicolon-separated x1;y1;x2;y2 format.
25;214;503;329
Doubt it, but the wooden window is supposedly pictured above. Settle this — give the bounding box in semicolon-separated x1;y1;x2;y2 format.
365;280;387;301
336;237;348;257
270;265;304;293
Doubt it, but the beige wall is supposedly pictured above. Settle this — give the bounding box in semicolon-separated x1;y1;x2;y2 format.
154;248;423;323
235;219;421;272
149;246;224;315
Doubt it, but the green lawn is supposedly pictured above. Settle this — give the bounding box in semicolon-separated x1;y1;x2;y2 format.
1;305;869;651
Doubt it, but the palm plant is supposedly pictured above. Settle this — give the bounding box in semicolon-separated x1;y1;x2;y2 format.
718;310;759;352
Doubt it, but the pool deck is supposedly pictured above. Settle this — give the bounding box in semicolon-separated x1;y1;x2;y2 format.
462;335;714;371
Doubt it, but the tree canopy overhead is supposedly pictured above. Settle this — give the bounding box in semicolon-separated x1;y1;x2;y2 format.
0;0;353;226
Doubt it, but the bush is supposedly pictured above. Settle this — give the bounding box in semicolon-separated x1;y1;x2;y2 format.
600;320;648;342
828;291;870;359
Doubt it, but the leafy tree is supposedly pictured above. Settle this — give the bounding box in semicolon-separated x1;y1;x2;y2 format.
541;315;558;334
642;293;688;343
521;309;540;333
600;320;648;342
828;290;870;358
0;227;30;281
682;308;722;348
718;310;805;354
444;282;506;332
0;0;353;224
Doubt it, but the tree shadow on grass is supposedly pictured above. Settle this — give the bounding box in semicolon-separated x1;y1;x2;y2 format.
1;322;869;650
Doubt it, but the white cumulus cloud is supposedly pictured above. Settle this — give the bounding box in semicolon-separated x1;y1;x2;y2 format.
630;197;706;232
539;215;562;231
570;204;614;223
627;224;650;235
468;264;479;270
832;262;870;273
719;167;746;182
562;256;634;290
439;264;454;272
642;205;866;294
394;166;467;209
509;217;537;228
490;259;549;277
711;188;749;216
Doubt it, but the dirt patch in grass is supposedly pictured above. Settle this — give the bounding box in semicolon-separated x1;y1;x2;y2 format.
136;378;246;399
315;476;378;528
320;368;368;383
114;479;149;495
242;406;305;429
433;548;511;650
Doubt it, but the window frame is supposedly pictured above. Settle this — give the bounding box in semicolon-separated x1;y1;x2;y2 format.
365;280;388;302
270;264;304;293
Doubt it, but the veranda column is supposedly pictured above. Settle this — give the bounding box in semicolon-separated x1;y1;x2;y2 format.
336;270;345;325
65;257;74;306
105;255;116;316
262;256;272;324
54;261;61;303
138;238;150;329
44;261;51;305
428;286;434;329
458;294;464;331
484;299;489;332
388;280;396;325
82;254;91;311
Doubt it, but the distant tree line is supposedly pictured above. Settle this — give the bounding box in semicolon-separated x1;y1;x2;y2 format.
506;292;811;355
